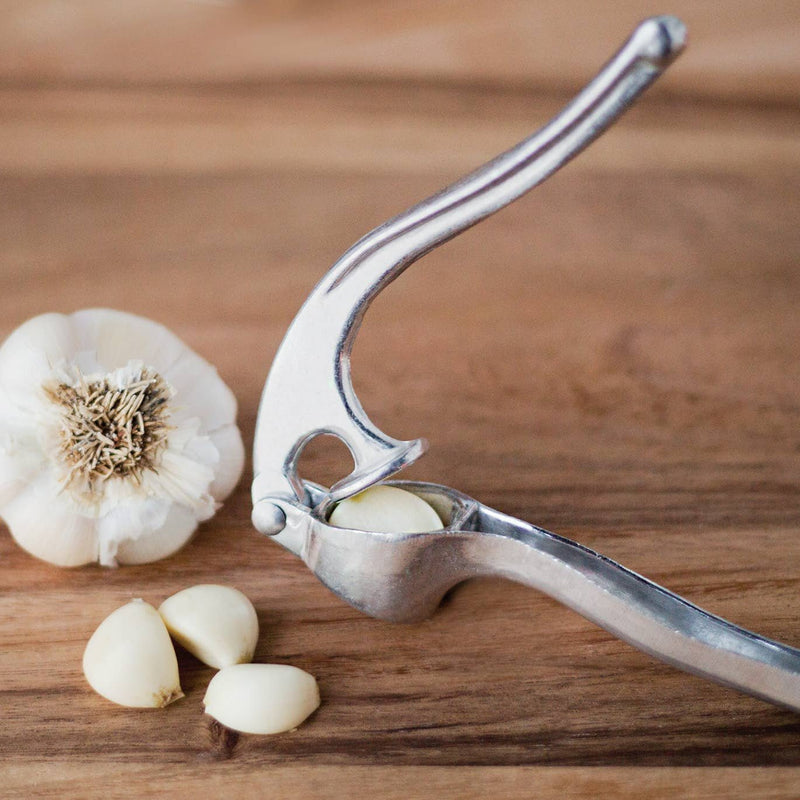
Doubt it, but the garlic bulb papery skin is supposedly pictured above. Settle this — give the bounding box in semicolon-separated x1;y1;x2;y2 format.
0;309;245;566
204;664;320;735
159;584;259;669
83;599;183;708
328;484;443;534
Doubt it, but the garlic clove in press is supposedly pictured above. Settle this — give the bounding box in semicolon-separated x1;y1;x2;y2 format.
0;309;245;567
83;599;183;708
328;484;443;534
203;664;320;734
158;584;259;669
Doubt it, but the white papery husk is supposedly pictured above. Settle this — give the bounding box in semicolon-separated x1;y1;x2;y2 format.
0;309;245;567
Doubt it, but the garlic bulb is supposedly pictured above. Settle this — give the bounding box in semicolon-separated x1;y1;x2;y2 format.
0;309;244;566
159;584;259;669
204;664;320;734
83;599;183;708
328;484;443;533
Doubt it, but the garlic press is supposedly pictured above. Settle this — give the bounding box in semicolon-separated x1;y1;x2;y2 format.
251;17;800;713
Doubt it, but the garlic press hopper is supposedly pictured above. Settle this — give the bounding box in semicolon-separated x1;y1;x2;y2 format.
251;17;800;714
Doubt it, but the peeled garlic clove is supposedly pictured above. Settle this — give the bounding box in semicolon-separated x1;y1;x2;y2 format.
203;664;320;734
158;584;259;669
328;484;443;533
83;599;182;708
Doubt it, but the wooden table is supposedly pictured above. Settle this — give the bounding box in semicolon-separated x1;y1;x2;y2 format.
2;2;799;797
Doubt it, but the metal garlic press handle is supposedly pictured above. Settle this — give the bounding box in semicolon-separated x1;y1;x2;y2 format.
474;505;800;712
252;15;687;529
293;482;800;713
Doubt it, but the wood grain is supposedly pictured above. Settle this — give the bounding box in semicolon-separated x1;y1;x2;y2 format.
0;0;798;104
1;1;800;797
0;84;798;176
6;764;800;800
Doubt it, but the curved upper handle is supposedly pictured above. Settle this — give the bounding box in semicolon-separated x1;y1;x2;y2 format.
252;16;687;532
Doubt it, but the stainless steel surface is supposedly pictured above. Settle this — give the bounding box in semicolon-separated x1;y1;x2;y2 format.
277;481;800;713
251;16;800;713
251;15;687;528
